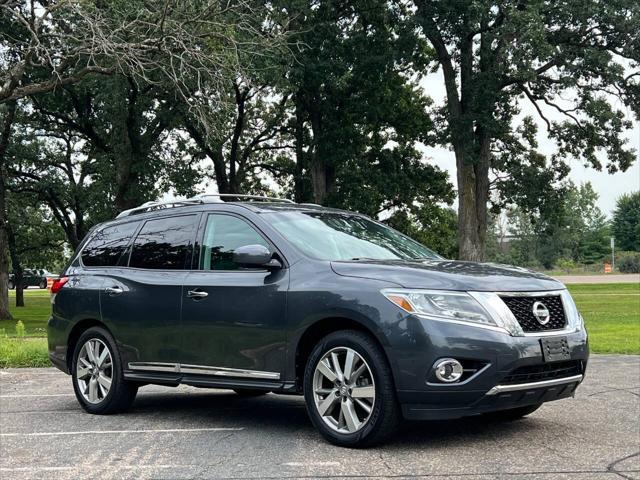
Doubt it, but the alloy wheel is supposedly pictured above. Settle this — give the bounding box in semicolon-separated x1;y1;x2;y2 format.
76;338;113;404
312;346;376;434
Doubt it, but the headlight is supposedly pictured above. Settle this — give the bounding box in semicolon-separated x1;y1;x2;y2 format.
560;289;585;332
382;289;498;328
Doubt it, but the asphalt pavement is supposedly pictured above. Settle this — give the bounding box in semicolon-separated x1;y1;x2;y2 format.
1;355;639;480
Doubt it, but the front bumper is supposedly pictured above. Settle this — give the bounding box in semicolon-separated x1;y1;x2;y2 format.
390;316;589;420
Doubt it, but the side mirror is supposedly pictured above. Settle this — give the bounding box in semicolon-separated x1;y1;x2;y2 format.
233;244;282;269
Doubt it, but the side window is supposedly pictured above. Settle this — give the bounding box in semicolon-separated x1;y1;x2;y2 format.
129;215;196;270
81;221;140;267
201;215;270;271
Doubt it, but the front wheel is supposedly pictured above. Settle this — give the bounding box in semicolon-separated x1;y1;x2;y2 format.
71;327;138;414
304;330;400;448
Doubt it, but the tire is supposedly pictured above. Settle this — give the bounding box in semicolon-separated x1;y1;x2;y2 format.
8;280;14;290
303;330;400;448
71;326;138;414
233;389;268;397
39;280;47;289
484;404;542;421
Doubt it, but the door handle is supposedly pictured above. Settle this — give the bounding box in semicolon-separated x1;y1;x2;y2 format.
105;286;123;296
187;289;209;300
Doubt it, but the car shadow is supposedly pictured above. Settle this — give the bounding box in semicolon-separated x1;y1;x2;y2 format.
125;389;546;447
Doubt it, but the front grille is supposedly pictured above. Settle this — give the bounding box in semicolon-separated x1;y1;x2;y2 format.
501;361;583;385
500;294;567;332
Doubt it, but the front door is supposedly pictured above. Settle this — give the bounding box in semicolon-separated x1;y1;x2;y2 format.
180;213;288;379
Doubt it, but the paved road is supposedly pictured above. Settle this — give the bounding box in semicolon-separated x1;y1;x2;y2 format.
552;274;640;284
1;355;639;480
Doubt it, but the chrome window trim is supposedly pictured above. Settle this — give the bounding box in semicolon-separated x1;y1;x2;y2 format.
128;362;280;380
485;374;583;396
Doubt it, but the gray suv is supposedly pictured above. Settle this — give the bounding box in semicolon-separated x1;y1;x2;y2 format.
48;195;588;447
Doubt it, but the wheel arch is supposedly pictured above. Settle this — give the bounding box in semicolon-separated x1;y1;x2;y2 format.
293;315;392;392
66;319;113;372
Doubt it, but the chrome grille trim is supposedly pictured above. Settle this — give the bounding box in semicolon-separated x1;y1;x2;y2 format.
485;374;583;395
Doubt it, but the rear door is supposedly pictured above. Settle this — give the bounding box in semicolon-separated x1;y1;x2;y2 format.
180;213;288;378
99;214;199;371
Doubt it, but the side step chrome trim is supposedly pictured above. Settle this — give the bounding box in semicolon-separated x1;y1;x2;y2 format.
486;374;583;396
128;362;280;380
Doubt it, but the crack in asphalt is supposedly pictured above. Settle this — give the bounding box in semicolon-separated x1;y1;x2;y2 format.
182;469;640;479
588;386;640;398
608;451;640;480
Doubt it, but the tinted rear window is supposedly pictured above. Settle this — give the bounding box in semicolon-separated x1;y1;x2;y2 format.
81;222;140;267
129;215;196;269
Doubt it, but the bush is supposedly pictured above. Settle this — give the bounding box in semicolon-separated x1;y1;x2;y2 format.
618;251;640;273
555;258;576;273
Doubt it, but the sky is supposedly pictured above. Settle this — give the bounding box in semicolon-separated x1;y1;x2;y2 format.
419;73;640;217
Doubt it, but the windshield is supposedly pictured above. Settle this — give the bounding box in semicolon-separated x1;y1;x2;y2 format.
265;211;441;261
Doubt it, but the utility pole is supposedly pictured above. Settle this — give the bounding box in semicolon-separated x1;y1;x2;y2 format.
611;237;615;272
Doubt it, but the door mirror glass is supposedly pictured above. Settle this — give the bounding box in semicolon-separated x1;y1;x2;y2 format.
233;244;279;269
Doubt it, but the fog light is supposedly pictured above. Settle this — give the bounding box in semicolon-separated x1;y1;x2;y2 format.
434;358;463;383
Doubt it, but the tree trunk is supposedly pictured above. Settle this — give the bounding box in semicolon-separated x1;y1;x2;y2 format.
308;104;334;205
111;76;146;212
293;96;308;202
454;134;491;262
0;101;16;320
6;223;24;307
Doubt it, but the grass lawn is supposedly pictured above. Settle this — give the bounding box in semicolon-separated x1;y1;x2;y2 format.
0;283;638;367
568;283;639;354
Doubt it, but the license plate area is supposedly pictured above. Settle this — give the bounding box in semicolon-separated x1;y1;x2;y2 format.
540;336;570;362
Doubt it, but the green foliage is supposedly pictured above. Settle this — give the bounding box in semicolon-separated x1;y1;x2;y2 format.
386;206;458;259
612;192;640;252
413;0;638;259
15;320;25;337
0;337;49;368
489;182;612;269
618;251;640;273
555;258;576;274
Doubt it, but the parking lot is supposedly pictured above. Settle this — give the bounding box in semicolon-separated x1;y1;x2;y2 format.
1;355;638;480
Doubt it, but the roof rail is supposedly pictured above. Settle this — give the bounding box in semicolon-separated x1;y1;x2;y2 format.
115;193;295;218
116;199;204;218
189;194;295;204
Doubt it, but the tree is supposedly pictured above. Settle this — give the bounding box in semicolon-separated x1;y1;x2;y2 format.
612;192;640;251
414;0;639;260
6;192;66;307
491;182;610;268
0;101;16;320
277;0;456;230
1;0;287;126
180;78;291;196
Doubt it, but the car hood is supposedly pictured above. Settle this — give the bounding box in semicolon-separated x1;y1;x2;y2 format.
330;259;564;292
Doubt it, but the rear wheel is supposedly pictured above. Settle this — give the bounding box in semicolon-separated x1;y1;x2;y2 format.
71;327;138;414
304;330;400;448
8;280;14;290
485;404;542;421
39;280;47;289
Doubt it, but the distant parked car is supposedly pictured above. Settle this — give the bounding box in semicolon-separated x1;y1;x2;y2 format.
8;269;50;290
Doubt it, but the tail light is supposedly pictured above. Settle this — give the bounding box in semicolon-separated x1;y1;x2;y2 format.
51;277;69;294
